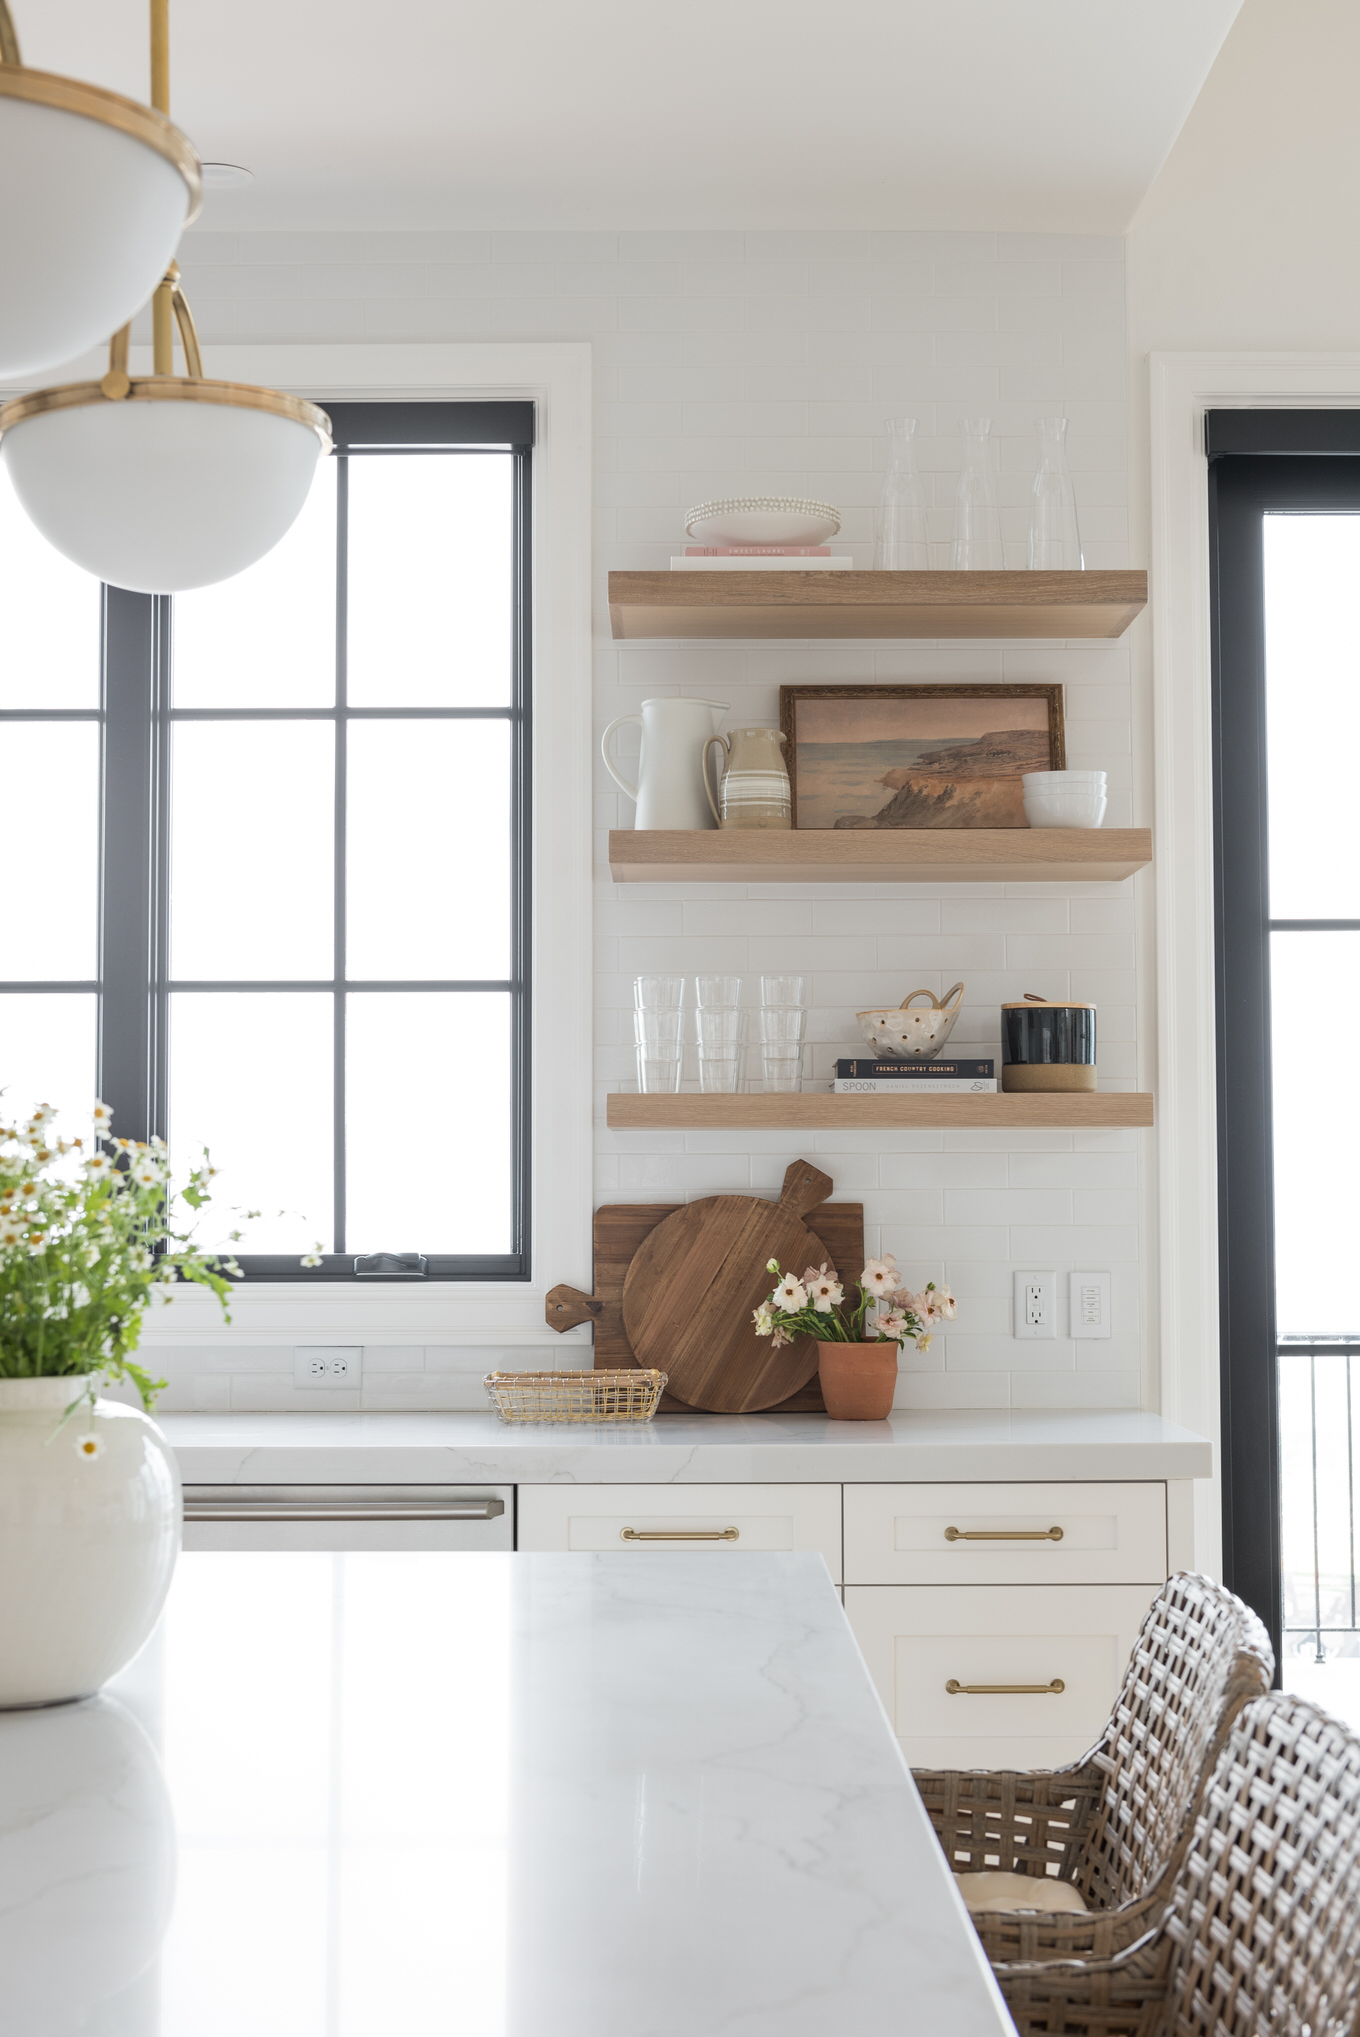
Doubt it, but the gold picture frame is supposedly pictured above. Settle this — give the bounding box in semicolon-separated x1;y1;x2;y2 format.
778;682;1066;831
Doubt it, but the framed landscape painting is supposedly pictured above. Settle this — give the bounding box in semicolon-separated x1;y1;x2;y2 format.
778;683;1066;830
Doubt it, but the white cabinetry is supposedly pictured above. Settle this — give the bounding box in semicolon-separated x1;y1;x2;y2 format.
517;1483;843;1581
843;1481;1167;1586
845;1582;1159;1768
841;1480;1169;1768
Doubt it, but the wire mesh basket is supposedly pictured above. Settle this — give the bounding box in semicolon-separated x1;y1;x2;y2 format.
483;1368;667;1425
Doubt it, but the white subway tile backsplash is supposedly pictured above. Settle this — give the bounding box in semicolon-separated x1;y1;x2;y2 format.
142;224;1141;1415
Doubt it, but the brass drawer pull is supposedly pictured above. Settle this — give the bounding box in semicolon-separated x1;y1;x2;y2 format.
944;1525;1064;1542
620;1527;740;1542
946;1679;1066;1696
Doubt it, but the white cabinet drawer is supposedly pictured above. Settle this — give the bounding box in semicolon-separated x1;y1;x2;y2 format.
843;1482;1166;1585
845;1584;1159;1769
517;1484;842;1581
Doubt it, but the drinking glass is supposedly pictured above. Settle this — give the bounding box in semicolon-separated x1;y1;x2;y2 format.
634;1008;683;1094
1028;417;1083;570
634;975;684;1012
698;1053;739;1094
696;1008;741;1051
951;418;1004;570
695;974;742;1008
759;1005;806;1093
874;418;929;570
760;974;805;1007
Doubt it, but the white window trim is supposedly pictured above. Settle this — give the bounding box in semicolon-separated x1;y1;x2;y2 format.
114;341;596;1348
1149;349;1360;1575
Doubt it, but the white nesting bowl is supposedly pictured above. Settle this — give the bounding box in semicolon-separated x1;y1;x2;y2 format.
685;495;841;548
1023;770;1107;785
1023;780;1108;830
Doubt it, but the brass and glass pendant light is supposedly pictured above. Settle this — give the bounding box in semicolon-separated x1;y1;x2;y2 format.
0;0;332;595
0;0;200;377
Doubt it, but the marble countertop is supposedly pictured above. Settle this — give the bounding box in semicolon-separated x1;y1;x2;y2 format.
4;1551;1014;2037
161;1406;1212;1484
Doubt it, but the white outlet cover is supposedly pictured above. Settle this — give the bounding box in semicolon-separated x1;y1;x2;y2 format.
293;1346;362;1387
1012;1269;1057;1340
1070;1270;1112;1340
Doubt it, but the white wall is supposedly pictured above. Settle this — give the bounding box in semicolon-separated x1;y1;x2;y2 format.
1122;0;1360;1544
148;225;1148;1414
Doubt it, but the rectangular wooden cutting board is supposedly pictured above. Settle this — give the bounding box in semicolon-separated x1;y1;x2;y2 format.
587;1200;865;1415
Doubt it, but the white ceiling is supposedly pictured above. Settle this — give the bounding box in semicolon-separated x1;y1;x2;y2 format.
19;0;1243;233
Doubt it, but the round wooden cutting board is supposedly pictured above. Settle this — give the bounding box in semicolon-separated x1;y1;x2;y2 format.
620;1158;837;1412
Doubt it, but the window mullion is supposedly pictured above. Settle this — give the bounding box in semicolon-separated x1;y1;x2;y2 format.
97;585;169;1143
334;453;349;1256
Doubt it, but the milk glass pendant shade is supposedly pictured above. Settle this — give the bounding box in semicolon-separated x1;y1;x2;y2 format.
1;377;331;592
0;0;331;597
0;4;200;378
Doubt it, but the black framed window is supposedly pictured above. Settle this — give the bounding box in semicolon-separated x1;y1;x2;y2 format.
0;400;533;1282
1209;410;1360;1670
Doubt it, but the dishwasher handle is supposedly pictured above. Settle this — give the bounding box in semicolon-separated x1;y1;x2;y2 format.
183;1486;506;1524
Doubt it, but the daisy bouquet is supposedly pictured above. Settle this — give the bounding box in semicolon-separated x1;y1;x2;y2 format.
753;1252;956;1352
0;1099;239;1408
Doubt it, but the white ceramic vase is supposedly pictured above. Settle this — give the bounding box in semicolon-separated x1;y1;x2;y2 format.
0;1378;181;1709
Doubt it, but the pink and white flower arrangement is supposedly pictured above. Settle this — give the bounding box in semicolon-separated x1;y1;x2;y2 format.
752;1249;957;1353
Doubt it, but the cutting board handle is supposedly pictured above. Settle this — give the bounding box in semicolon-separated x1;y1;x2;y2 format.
777;1158;836;1223
545;1284;603;1332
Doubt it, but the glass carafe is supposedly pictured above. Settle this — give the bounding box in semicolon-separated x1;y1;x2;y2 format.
874;417;929;570
1028;416;1083;569
951;418;1004;570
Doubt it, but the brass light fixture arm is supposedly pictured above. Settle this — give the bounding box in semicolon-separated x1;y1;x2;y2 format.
0;1;21;67
102;267;203;400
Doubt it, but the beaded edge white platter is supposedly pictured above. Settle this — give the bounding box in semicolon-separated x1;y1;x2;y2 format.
685;495;841;547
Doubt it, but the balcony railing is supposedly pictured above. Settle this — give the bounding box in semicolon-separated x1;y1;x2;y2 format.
1280;1339;1360;1664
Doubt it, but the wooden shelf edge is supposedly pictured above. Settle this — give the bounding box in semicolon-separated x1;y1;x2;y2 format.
606;1093;1155;1130
607;569;1148;642
608;828;1151;886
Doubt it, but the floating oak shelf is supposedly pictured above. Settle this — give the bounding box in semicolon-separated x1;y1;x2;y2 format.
607;569;1148;642
608;828;1151;886
607;1093;1154;1130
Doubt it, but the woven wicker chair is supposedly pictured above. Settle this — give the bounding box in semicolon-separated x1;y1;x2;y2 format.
912;1572;1273;1969
995;1692;1360;2036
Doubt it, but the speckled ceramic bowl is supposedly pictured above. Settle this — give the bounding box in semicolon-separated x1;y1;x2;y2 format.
856;983;964;1060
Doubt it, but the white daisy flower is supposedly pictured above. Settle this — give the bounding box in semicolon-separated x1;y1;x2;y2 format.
92;1100;114;1128
130;1162;159;1188
300;1244;324;1268
0;1216;24;1247
83;1152;113;1177
809;1268;844;1313
74;1432;105;1462
860;1255;900;1299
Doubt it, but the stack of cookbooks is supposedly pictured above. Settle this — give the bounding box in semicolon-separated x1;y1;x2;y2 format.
833;1056;997;1094
670;546;854;570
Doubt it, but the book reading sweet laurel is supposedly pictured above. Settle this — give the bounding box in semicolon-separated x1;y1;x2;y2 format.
833;1077;997;1094
835;1058;995;1079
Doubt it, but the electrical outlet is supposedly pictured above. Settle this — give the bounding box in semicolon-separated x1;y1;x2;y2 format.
293;1346;362;1388
1070;1270;1112;1340
1013;1270;1057;1340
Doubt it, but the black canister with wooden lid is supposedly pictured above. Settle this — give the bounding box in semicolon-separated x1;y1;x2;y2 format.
1001;994;1096;1093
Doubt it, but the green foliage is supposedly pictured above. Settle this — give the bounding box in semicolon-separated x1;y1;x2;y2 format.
0;1100;239;1408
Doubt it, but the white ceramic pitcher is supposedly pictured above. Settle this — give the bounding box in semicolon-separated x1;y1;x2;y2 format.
601;697;728;830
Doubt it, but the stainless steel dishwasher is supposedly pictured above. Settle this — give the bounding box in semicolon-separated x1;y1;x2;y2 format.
182;1485;514;1552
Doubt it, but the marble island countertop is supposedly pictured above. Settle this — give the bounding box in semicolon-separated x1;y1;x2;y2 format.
4;1552;1014;2036
160;1406;1212;1484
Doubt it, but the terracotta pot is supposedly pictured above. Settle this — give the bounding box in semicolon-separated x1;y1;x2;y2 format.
817;1339;898;1421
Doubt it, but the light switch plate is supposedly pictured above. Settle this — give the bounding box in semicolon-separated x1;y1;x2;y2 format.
1070;1270;1112;1340
1013;1270;1057;1340
293;1346;362;1387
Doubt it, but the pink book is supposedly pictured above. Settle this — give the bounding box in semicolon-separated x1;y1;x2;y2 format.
683;545;832;556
